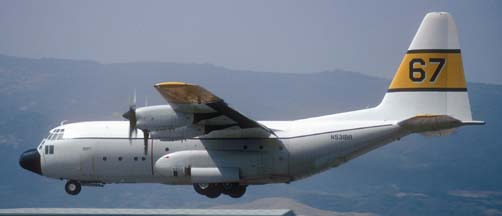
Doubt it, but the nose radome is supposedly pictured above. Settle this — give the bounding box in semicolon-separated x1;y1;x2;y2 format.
19;148;42;175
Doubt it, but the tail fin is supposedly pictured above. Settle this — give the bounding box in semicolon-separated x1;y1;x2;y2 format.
378;12;476;123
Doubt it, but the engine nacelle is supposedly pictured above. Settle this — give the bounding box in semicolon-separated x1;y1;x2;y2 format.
154;150;241;183
136;105;192;131
150;125;204;140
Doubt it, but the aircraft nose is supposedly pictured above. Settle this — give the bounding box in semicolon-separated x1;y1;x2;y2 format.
19;148;42;175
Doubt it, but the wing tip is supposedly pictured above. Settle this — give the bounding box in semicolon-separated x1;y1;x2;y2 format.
461;120;485;126
154;82;196;88
154;81;221;104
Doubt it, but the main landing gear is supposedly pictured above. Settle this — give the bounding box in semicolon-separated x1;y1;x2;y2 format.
65;180;81;195
193;183;247;198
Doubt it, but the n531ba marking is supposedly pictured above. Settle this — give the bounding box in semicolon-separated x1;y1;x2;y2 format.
20;12;484;199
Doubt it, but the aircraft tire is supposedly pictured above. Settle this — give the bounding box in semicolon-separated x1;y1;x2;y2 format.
193;183;208;195
228;185;246;198
65;180;81;195
193;183;222;198
204;184;222;198
221;183;235;195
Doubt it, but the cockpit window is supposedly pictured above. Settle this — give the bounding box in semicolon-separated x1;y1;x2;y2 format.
46;129;65;140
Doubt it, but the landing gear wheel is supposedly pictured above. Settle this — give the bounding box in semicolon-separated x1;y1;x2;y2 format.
65;180;81;195
204;184;222;198
228;185;246;198
219;183;246;198
193;183;209;195
193;183;222;198
221;183;235;195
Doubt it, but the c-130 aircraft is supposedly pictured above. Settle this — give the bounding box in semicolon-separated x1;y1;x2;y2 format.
20;12;483;198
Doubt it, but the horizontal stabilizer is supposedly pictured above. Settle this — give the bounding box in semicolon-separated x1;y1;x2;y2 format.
398;115;483;134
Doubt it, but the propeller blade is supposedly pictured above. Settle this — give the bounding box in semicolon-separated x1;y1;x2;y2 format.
122;108;137;137
143;130;149;155
123;92;138;142
133;89;137;106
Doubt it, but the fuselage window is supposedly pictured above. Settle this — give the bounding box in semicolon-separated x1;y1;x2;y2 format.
45;145;49;154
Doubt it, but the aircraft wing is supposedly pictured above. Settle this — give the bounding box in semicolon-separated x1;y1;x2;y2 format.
154;82;275;136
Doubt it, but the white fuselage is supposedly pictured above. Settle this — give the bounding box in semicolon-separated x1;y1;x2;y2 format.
37;107;407;185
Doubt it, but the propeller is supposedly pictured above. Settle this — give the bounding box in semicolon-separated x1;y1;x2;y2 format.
122;91;150;155
143;130;149;155
122;91;137;140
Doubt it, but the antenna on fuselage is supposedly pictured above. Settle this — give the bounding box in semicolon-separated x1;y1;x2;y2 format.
60;120;69;126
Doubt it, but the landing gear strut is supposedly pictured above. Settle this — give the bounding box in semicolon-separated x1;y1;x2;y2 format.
65;180;81;195
193;183;247;198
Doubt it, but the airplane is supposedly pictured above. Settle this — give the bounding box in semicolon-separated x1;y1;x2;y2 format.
20;12;484;198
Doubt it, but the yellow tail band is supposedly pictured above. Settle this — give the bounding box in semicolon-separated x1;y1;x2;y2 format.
388;49;467;92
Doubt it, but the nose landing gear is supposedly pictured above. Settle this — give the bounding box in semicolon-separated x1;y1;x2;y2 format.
65;180;81;195
193;183;247;198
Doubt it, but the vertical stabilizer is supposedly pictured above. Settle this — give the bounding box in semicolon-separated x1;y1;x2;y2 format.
377;12;473;122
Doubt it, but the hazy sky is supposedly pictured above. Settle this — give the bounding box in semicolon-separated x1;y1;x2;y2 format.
1;0;500;84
